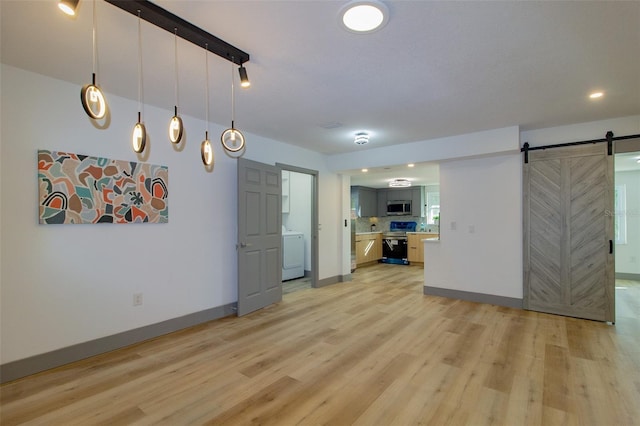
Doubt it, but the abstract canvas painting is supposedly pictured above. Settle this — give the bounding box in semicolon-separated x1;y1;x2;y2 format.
38;150;168;224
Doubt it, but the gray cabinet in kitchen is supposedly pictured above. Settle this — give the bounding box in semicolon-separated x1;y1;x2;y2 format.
351;186;378;217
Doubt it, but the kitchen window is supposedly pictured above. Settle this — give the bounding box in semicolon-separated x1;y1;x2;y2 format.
426;190;440;225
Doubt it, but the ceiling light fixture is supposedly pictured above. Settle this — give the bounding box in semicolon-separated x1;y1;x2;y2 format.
58;0;79;16
238;65;251;88
169;28;184;144
408;163;415;168
362;168;368;173
340;0;389;34
354;132;370;145
589;91;604;99
132;10;147;154
221;58;246;154
80;0;107;120
201;44;214;167
389;178;411;188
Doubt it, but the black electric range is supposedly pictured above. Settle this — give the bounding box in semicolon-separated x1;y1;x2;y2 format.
381;221;417;265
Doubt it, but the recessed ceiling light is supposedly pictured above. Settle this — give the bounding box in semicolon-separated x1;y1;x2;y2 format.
340;1;389;34
589;91;604;99
407;163;415;168
362;168;369;172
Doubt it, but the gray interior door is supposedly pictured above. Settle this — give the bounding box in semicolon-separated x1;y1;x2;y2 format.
237;158;282;316
523;143;615;322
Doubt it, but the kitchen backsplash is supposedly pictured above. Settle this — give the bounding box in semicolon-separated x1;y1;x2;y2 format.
355;217;439;234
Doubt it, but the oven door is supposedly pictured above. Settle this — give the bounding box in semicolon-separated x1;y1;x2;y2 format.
382;237;409;265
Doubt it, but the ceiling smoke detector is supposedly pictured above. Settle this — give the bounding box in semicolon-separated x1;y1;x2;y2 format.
354;132;370;145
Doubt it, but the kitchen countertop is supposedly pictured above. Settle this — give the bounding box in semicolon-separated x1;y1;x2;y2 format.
422;237;440;243
355;232;382;235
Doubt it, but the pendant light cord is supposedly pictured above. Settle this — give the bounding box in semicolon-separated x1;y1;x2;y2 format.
174;29;179;111
231;59;235;127
137;10;144;118
205;43;210;134
92;0;97;79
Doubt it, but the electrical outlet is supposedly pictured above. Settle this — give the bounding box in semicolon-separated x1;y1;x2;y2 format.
133;293;143;306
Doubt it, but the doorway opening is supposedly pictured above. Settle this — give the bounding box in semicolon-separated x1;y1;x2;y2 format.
614;147;640;322
277;163;319;294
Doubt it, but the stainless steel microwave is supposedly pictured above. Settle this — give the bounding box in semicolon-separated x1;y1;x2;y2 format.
387;200;411;215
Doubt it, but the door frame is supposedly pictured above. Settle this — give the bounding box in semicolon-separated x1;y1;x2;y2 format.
276;163;319;288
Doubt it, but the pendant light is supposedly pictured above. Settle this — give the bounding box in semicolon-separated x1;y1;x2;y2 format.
169;28;184;144
238;65;250;88
132;10;146;154
221;58;246;154
58;0;79;16
80;0;107;120
201;44;214;166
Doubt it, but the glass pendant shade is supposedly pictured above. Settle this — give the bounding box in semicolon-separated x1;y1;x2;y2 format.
201;132;214;166
81;74;106;119
132;113;146;153
221;124;245;153
169;107;183;144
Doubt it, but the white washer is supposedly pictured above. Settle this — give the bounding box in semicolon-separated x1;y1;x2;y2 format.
282;230;304;281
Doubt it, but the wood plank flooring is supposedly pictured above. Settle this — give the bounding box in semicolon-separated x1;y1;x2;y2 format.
1;264;639;425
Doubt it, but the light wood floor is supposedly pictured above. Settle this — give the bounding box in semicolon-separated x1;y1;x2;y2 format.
1;264;639;425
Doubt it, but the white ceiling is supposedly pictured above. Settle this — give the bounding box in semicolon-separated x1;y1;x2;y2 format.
2;1;639;187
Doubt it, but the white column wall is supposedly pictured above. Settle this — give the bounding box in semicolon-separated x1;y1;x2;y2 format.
423;154;523;298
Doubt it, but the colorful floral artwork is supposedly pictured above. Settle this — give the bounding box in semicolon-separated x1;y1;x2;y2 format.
38;150;168;224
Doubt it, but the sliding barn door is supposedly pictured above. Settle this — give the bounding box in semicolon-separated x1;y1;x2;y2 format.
523;143;614;322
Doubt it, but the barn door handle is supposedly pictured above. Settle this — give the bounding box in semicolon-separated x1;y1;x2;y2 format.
609;240;613;254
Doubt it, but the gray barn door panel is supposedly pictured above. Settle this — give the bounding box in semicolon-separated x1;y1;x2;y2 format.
237;158;282;316
523;143;614;322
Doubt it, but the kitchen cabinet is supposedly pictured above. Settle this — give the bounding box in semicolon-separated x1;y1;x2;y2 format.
351;186;377;217
377;189;387;217
356;233;382;265
411;186;424;217
387;188;412;201
378;186;425;217
407;232;439;264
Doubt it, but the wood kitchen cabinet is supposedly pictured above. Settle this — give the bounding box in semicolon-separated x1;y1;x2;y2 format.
356;233;382;265
407;232;439;265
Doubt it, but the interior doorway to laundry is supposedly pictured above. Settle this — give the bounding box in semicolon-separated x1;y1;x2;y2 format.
277;163;319;293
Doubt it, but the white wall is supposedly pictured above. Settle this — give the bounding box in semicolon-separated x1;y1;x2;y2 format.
615;170;640;275
0;65;342;364
423;154;523;299
326;126;520;172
